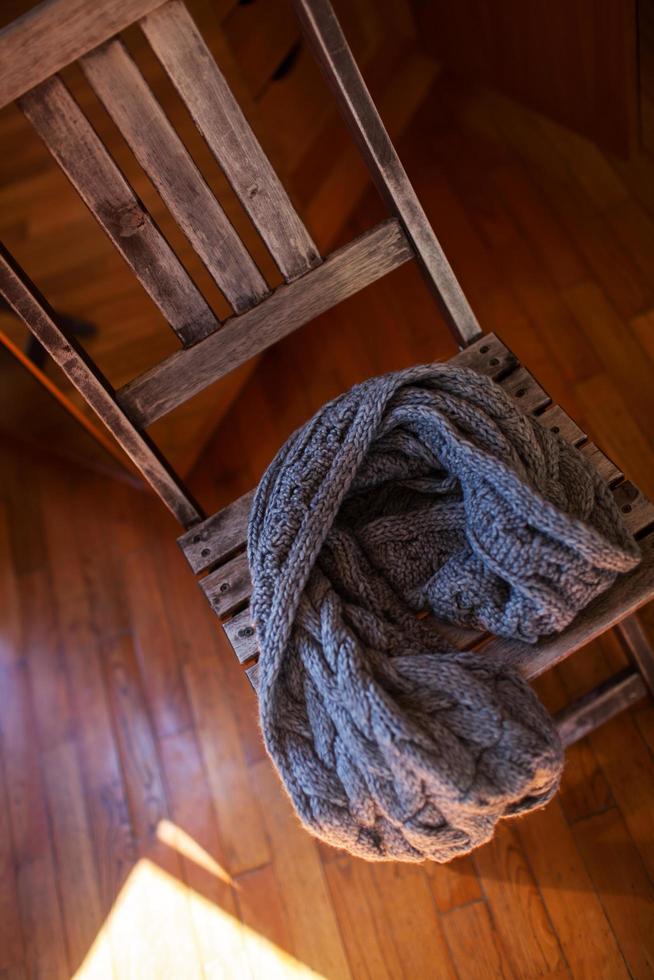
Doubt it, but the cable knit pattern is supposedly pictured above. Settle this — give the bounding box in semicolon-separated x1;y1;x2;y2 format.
248;365;640;862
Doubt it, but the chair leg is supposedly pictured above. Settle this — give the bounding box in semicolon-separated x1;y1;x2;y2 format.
554;612;654;747
615;612;654;697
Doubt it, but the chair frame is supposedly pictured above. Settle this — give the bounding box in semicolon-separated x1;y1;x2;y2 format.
1;0;653;745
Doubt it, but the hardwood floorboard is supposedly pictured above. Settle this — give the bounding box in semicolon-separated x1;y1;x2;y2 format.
572;807;654;980
441;900;516;980
473;823;568;979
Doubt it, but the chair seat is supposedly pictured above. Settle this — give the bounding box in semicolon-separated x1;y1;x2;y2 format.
178;333;654;717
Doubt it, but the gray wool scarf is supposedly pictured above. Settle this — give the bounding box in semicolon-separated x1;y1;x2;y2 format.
248;364;640;862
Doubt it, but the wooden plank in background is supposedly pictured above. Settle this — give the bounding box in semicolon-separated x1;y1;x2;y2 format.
572;807;654;980
441;900;515;980
157;729;246;979
1;662;69;979
0;714;25;973
517;799;631;980
248;758;353;979
183;655;271;875
473;823;566;979
121;547;193;738
423;854;482;913
19;568;72;748
319;855;406;979
42;742;113;977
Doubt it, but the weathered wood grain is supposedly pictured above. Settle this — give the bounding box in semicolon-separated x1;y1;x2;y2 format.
292;0;482;346
501;363;551;414
179;490;254;574
20;76;217;347
140;0;321;282
223;608;258;665
200;550;250;618
80;39;269;319
555;670;647;747
118;218;414;425
538;404;586;444
0;244;201;527
580;443;623;486
613;480;654;536
0;0;166;109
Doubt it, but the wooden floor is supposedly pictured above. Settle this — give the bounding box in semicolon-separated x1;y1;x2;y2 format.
2;64;654;980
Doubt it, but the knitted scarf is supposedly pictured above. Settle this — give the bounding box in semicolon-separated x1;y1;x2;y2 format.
248;365;640;862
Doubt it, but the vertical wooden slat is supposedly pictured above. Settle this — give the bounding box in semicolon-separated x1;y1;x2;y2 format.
80;39;270;315
139;0;321;282
0;244;201;527
19;75;217;347
292;0;483;347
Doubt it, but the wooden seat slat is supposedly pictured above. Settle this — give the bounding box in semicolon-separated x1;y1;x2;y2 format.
450;333;517;378
613;481;654;536
500;364;551;414
537;405;586;445
201;550;251;618
579;443;623;485
180;490;254;573
224;607;259;664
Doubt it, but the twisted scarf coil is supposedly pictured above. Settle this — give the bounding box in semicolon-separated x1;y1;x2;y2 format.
248;365;640;862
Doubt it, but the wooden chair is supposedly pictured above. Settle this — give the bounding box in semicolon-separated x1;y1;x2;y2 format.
1;0;653;751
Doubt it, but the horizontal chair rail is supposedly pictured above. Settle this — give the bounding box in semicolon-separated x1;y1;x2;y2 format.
0;0;166;109
118;218;414;425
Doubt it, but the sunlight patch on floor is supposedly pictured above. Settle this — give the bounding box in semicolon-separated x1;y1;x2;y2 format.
156;818;237;887
74;825;325;979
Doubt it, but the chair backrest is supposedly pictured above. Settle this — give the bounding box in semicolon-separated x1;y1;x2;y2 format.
0;0;482;528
